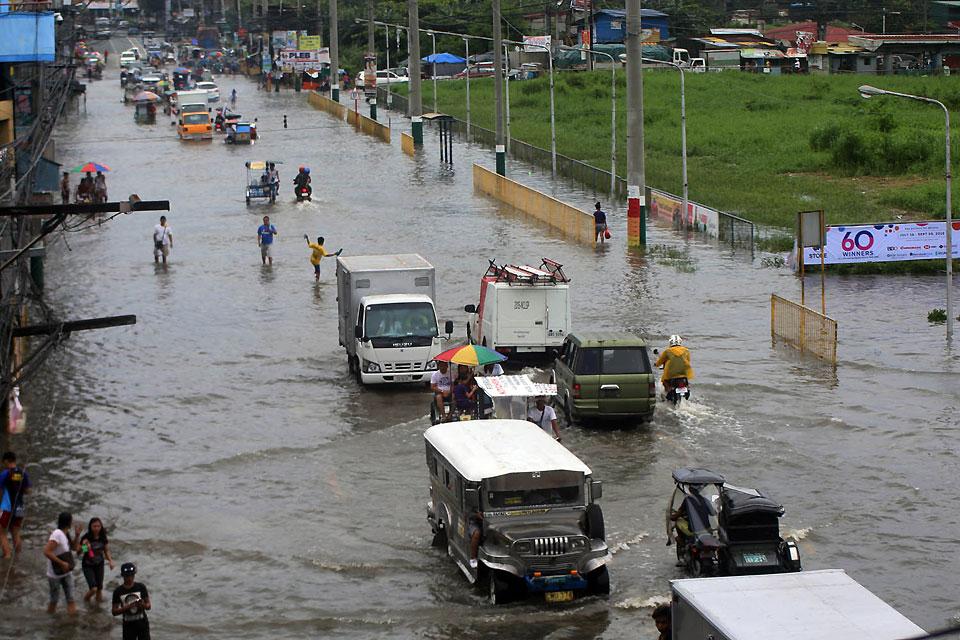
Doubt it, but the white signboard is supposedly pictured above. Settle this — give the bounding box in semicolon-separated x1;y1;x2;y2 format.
802;221;960;265
475;375;556;398
278;48;330;71
522;35;552;53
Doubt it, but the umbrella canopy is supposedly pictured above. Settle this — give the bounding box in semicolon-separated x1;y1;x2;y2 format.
434;344;507;367
70;162;111;173
422;52;466;64
133;91;160;102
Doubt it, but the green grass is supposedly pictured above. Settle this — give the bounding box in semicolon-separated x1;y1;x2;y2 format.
398;71;960;229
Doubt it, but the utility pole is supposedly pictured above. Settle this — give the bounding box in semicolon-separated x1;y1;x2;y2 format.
316;0;323;43
492;0;505;174
626;0;646;245
408;0;423;144
329;0;339;102
368;0;376;119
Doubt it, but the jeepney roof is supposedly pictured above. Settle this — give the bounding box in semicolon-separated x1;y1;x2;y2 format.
424;419;592;482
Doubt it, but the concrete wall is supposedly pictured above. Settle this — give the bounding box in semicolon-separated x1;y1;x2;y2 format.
473;164;595;246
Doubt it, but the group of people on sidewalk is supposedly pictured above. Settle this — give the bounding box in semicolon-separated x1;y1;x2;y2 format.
2;452;152;638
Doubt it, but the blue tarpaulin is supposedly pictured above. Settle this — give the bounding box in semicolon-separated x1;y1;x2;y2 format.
422;52;466;64
0;12;55;62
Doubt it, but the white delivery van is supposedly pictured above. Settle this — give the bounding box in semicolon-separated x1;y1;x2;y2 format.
671;570;925;640
464;258;570;361
337;254;452;385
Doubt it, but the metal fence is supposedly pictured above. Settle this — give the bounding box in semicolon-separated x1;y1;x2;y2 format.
770;294;838;363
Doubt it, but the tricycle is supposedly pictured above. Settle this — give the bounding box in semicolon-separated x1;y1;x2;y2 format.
244;160;279;205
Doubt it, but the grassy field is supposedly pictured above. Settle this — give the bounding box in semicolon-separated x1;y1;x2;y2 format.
397;71;960;229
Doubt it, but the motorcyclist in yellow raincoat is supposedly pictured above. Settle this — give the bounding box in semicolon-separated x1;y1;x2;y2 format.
655;335;694;395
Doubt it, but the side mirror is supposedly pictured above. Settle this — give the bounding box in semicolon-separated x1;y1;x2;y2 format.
354;325;362;339
464;304;476;313
444;320;454;336
591;479;603;500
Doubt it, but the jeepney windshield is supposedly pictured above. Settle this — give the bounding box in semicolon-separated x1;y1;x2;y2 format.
365;302;438;339
486;485;581;509
183;113;208;125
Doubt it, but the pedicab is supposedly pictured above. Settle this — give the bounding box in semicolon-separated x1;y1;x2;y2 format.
133;91;160;122
428;344;526;425
244;160;280;205
226;122;255;145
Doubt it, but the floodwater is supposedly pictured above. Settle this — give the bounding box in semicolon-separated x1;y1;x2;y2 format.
2;37;959;638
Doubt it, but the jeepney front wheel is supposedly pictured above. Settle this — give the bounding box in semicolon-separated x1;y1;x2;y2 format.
586;565;610;596
430;523;447;548
487;569;515;605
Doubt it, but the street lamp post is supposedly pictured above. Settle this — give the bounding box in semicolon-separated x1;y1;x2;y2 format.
508;39;555;177
463;37;471;135
859;84;954;341
428;30;437;113
504;43;511;154
645;58;688;229
562;45;617;195
384;25;392;108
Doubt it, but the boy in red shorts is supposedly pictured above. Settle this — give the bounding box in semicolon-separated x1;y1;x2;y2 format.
0;451;31;558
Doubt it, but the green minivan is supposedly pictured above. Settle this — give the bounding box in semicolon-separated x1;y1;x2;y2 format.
550;333;657;423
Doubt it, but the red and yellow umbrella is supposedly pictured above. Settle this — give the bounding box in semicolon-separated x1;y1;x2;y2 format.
434;344;507;366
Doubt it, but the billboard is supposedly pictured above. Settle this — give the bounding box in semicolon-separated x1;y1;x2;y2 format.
298;35;322;50
278;48;330;71
801;221;960;265
522;35;551;52
648;188;720;237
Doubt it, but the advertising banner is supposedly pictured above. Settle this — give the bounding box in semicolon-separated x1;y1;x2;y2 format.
648;188;720;237
802;221;960;265
522;35;551;52
363;54;377;95
475;375;556;398
277;48;330;71
261;50;272;73
271;30;288;48
298;34;322;50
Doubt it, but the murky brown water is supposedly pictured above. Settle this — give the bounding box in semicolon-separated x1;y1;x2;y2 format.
2;36;959;639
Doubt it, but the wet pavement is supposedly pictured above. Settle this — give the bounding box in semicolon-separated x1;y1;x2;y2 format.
1;36;959;638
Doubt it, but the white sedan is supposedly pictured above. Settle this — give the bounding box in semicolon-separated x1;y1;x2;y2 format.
356;70;409;87
196;81;220;102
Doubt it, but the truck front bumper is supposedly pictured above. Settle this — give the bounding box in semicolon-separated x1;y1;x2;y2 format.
359;371;430;384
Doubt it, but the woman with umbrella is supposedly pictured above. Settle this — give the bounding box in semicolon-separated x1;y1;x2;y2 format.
431;345;507;423
93;171;107;203
71;163;110;204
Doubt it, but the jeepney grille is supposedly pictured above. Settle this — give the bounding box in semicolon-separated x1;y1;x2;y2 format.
534;536;569;556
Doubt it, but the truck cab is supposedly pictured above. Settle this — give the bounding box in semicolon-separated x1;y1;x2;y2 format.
177;99;212;140
464;258;570;362
337;254;451;385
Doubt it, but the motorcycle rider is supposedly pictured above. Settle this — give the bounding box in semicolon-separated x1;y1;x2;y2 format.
655;335;693;398
293;166;311;197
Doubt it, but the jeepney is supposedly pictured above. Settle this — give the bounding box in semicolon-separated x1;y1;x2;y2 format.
424;419;610;604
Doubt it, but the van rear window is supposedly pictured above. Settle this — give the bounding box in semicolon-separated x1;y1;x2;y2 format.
576;347;650;375
486;486;580;508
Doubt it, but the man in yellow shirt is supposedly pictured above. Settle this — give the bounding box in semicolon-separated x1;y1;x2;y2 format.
655;335;694;396
304;235;341;281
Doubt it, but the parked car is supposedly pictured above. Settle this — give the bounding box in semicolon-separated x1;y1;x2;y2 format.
196;81;220;102
455;63;496;79
550;332;657;424
356;69;410;86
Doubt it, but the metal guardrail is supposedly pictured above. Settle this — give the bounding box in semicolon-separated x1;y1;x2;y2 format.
771;294;838;363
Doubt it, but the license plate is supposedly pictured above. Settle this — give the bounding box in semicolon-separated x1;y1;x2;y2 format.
545;590;574;603
743;552;768;564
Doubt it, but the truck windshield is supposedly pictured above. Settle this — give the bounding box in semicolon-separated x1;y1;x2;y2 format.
365;302;437;339
486;486;580;509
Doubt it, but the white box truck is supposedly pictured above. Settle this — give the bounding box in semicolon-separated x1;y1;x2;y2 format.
464;258;571;361
671;570;925;640
337;254;452;385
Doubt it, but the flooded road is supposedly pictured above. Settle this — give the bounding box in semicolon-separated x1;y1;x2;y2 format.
2;39;959;638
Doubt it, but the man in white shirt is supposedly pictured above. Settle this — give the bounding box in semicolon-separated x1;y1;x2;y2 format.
153;216;173;264
527;396;561;441
430;361;453;422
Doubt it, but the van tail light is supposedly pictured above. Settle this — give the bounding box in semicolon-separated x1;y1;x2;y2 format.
649;381;656;397
573;383;581;399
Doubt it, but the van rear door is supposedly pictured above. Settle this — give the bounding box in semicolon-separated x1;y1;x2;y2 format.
597;347;655;415
544;286;569;347
497;287;546;349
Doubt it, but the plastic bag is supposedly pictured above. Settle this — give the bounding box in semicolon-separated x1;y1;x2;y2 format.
604;229;612;240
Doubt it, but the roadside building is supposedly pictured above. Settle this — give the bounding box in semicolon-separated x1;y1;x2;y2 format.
576;8;669;46
849;33;960;74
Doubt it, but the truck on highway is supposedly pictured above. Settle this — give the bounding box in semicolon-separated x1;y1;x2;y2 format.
464;258;571;362
336;254;452;385
671;570;925;640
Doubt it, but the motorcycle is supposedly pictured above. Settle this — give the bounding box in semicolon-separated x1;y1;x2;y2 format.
665;377;690;405
294;183;312;202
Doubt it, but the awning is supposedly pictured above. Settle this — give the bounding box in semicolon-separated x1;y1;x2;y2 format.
739;48;785;59
422;52;466;64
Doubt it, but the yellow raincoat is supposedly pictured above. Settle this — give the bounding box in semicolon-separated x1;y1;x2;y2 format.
655;346;694;383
